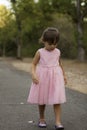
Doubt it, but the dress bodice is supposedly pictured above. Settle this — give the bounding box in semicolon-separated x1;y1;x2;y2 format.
38;48;60;67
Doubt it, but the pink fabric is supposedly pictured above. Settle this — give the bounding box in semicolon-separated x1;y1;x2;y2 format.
27;48;66;105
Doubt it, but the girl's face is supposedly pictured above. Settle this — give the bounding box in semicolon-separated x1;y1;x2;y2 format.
44;42;57;51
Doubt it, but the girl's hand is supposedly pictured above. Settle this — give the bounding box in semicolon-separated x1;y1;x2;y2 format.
64;76;67;85
32;74;39;84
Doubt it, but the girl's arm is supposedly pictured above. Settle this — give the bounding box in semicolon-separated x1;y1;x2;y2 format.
59;58;67;85
31;50;40;84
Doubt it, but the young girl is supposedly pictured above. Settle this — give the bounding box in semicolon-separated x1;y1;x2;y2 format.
27;27;67;130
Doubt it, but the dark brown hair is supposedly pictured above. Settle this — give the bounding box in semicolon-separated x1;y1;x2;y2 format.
40;27;59;45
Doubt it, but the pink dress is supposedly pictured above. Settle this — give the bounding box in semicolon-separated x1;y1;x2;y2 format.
27;48;66;105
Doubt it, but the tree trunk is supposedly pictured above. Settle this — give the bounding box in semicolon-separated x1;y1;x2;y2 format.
2;42;6;57
11;0;22;60
16;36;22;59
17;44;21;59
77;0;85;61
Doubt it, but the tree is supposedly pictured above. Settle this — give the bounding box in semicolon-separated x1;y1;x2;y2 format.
10;0;22;59
0;5;12;56
76;0;85;61
50;0;87;61
10;0;42;59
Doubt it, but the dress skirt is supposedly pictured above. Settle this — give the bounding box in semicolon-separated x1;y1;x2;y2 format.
27;65;66;105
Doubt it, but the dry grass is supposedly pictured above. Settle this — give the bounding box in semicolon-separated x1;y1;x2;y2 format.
62;59;87;94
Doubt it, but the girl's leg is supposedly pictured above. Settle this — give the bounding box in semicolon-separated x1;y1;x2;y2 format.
38;105;46;122
53;104;62;125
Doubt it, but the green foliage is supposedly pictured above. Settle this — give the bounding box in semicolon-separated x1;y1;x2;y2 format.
0;0;87;59
50;13;77;58
6;42;17;56
83;22;87;57
22;43;42;57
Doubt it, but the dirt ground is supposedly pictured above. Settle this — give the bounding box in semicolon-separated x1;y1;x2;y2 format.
1;57;87;94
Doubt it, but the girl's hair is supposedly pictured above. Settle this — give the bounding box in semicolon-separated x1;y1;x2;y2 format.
40;27;59;45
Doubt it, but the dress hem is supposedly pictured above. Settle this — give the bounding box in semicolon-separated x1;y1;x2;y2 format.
27;101;66;105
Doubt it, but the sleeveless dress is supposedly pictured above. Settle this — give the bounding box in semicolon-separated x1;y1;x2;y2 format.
27;48;66;105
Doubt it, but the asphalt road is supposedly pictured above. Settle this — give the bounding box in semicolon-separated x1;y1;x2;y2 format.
0;61;87;130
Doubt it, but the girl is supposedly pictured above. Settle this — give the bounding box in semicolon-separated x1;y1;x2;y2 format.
27;27;67;130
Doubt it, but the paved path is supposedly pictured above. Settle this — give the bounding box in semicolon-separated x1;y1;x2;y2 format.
0;61;87;130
